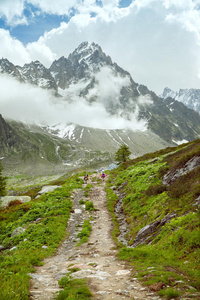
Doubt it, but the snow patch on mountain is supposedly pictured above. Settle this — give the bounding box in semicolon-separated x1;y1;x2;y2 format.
172;139;189;145
46;123;76;140
161;87;200;114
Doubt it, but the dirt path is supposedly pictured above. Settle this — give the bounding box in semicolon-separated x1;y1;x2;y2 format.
29;176;161;300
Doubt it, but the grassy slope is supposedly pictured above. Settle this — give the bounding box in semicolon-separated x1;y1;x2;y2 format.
106;139;200;299
0;174;84;300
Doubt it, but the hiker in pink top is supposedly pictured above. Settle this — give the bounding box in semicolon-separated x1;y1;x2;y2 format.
101;172;105;181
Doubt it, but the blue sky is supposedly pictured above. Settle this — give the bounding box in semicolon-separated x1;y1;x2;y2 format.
0;0;200;94
0;0;132;44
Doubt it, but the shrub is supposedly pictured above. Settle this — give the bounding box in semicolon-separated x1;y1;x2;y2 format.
85;201;95;211
79;199;85;205
145;184;166;196
8;200;23;207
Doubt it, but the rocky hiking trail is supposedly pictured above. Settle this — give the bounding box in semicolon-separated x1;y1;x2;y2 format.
29;175;161;300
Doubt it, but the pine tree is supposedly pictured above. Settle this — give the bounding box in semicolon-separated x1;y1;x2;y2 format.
114;144;131;163
0;162;6;196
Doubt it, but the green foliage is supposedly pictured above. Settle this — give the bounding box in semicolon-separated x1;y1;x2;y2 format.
83;183;93;197
79;199;85;205
58;275;69;288
158;288;180;299
56;277;93;300
107;139;200;296
76;220;92;246
85;201;95;211
114;144;131;163
0;162;6;196
0;174;83;299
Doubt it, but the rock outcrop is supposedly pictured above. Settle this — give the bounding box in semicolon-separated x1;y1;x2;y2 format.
132;212;176;247
162;156;200;186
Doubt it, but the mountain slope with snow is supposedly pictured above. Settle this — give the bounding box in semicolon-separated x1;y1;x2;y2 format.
0;115;170;176
1;42;200;145
161;87;200;115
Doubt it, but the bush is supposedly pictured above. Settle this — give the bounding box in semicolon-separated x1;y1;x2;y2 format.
85;201;95;211
145;184;166;196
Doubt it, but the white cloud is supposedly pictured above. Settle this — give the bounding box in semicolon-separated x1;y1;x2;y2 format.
0;29;31;65
0;0;200;94
26;41;57;66
0;74;146;130
0;0;25;25
94;66;131;106
32;1;200;93
26;0;78;15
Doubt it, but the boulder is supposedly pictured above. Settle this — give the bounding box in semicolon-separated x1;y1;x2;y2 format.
11;227;25;237
133;220;161;247
133;213;176;247
0;196;31;208
37;185;60;196
162;156;200;186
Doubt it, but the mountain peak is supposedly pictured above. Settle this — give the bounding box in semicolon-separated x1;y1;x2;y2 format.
68;41;112;66
75;41;102;54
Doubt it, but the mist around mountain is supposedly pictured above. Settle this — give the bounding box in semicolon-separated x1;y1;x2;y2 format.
0;114;170;176
161;87;200;115
1;42;200;175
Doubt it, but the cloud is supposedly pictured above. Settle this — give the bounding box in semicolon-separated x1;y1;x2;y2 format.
27;0;78;16
0;29;31;65
0;0;200;94
0;0;25;25
93;66;131;106
24;0;200;93
0;74;146;130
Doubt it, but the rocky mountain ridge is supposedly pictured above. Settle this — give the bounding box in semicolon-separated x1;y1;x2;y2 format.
161;87;200;114
1;41;200;145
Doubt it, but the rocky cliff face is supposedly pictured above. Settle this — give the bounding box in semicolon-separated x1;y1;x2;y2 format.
161;87;200;115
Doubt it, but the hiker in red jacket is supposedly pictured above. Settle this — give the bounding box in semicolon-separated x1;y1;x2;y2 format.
101;172;105;181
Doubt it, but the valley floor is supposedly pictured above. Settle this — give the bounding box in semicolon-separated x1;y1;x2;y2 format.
29;175;161;300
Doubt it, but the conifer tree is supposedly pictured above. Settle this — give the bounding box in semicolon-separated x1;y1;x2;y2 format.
114;144;131;163
0;162;6;196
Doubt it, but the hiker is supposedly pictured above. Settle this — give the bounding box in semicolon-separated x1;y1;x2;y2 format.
84;174;89;184
101;172;105;181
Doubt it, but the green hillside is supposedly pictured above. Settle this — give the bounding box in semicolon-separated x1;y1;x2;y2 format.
106;139;200;298
0;139;199;299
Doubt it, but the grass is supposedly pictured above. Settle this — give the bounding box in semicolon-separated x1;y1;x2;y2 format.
83;183;93;198
85;200;95;211
106;139;200;298
0;174;83;300
76;220;92;246
56;277;93;300
158;288;181;299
